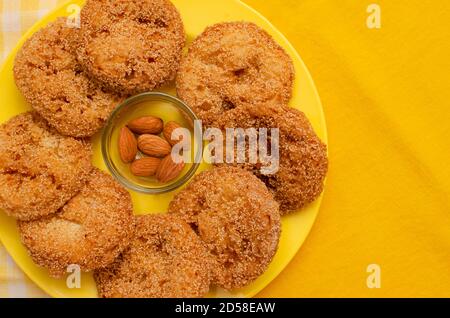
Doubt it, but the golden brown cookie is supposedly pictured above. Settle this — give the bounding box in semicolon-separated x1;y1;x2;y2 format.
214;104;328;214
95;214;212;298
76;0;185;94
0;112;92;221
177;22;295;127
168;166;281;290
13;18;123;138
19;168;135;277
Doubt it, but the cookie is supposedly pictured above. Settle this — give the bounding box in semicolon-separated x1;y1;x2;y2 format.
13;18;123;138
76;0;185;94
19;168;135;277
168;166;281;290
0;112;92;220
177;22;294;127
214;104;328;214
95;214;211;298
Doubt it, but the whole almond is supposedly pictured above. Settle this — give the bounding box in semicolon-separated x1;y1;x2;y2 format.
130;157;161;177
128;116;163;134
163;121;184;146
156;155;185;183
137;134;171;158
119;127;137;163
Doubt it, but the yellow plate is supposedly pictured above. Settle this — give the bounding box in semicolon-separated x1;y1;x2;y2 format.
0;0;327;298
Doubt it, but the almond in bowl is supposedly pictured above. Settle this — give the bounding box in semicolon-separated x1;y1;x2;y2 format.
118;116;186;184
130;157;161;177
128;116;163;135
137;134;172;158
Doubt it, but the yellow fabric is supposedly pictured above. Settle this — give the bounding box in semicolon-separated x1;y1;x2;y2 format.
246;0;450;297
1;0;449;297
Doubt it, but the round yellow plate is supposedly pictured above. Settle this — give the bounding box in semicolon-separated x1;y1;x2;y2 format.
0;0;327;298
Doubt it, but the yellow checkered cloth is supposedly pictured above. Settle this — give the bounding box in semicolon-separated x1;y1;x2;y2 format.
0;0;68;298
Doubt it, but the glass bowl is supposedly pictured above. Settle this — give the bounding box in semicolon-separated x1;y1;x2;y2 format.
102;92;202;194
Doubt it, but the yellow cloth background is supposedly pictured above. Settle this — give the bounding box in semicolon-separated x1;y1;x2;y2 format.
1;0;449;297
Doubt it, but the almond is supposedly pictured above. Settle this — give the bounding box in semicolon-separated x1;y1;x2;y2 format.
156;155;185;183
128;116;163;134
163;121;184;146
119;127;137;163
130;157;161;177
137;134;171;158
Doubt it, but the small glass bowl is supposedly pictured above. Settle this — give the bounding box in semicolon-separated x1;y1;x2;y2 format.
102;92;202;194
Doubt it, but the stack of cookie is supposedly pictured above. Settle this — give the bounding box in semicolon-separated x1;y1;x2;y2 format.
0;0;328;298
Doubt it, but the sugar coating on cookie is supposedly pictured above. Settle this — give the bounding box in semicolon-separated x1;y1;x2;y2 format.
0;112;92;221
95;214;212;298
214;104;328;214
13;18;123;138
18;168;135;277
177;22;295;127
168;166;281;290
76;0;185;94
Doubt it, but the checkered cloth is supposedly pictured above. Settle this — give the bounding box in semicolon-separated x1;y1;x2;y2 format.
0;0;69;298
